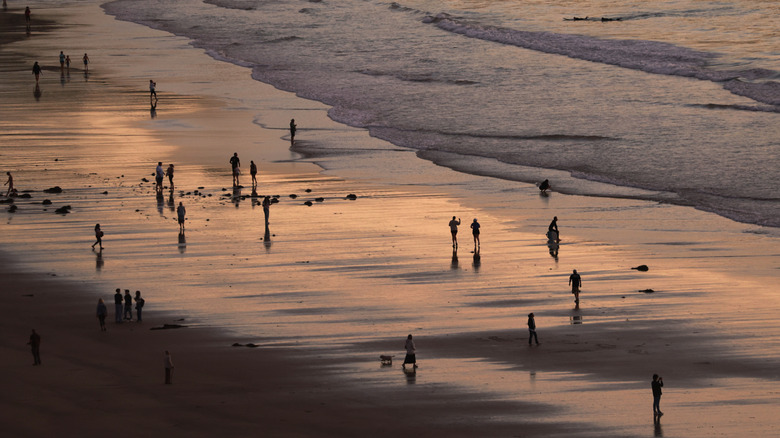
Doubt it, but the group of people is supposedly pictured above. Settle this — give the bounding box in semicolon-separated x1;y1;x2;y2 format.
95;289;146;331
448;216;480;250
31;52;88;83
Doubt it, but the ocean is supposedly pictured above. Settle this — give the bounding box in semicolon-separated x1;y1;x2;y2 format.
101;0;780;227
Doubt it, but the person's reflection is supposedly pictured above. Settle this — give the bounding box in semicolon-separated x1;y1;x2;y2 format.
263;226;272;252
548;242;559;261
33;84;42;101
450;247;459;270
150;104;157;119
232;186;242;208
653;413;663;436
178;230;186;254
569;314;582;324
472;248;481;272
60;71;66;87
403;366;416;384
167;190;175;212
95;249;104;271
156;190;164;215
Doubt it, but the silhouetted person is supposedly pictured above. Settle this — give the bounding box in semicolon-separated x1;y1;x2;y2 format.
527;313;540;345
25;6;31;28
59;51;65;71
548;216;559;242
402;334;417;369
65;55;70;72
123;290;133;321
82;53;89;72
289;118;297;145
166;164;174;188
28;329;41;365
230;152;240;187
448;216;461;248
652;374;664;416
539;179;550;192
470;218;480;249
96;298;107;331
4;172;13;196
569;269;582;303
155;162;164;192
177;202;186;231
164;350;174;384
113;288;123;323
250;160;258;187
149;79;157;103
92;223;104;250
135;291;145;322
32;61;41;83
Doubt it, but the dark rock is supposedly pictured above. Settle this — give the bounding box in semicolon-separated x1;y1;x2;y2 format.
42;199;52;205
304;201;313;206
0;198;13;204
314;197;324;202
639;289;655;293
102;191;108;195
18;193;32;198
245;343;259;348
43;186;63;193
631;265;649;271
346;194;357;200
271;198;279;204
8;205;18;213
198;187;204;190
232;343;243;347
289;194;298;199
141;178;149;182
54;205;71;214
150;323;187;330
305;188;312;193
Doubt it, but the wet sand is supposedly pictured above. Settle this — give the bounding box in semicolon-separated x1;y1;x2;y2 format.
2;3;780;437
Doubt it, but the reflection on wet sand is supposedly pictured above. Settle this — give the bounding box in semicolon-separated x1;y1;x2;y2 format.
451;248;458;270
472;248;481;272
95;250;104;271
178;230;186;254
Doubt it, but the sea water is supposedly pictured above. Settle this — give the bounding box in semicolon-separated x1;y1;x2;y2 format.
100;0;780;227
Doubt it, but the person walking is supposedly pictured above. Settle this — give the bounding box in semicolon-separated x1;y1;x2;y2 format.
65;55;71;71
27;329;41;365
527;313;540;345
134;291;145;322
569;269;582;303
652;374;664;416
123;290;133;321
289;119;297;145
448;216;461;248
96;298;108;331
149;79;157;100
177;202;186;232
4;172;13;196
250;160;258;187
82;53;89;72
229;153;240;187
470;218;481;249
402;334;418;369
113;288;123;323
155;162;164;192
31;62;42;83
164;350;174;384
165;164;174;188
92;223;104;250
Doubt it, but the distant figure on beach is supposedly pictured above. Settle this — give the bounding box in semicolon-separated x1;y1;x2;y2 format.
65;55;70;71
547;216;559;242
96;298;107;331
164;350;174;384
82;53;89;72
134;291;145;322
250;160;258;187
470;218;481;249
527;313;539;345
652;374;664;416
177;202;186;231
149;79;157;100
402;334;418;369
113;288;123;323
25;6;31;27
123;290;133;321
539;179;550;192
27;329;41;365
262;196;271;227
230;153;241;187
289;119;297;145
59;51;65;71
32;62;41;83
92;223;104;250
155;162;164;192
165;163;174;188
569;269;582;303
4;172;13;196
448;216;461;248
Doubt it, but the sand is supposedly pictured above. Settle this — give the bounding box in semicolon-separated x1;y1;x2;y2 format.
1;3;780;437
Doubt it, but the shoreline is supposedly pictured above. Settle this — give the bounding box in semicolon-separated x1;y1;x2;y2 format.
2;2;780;436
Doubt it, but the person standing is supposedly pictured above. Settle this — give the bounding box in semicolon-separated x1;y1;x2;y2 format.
25;6;31;28
155;162;164;192
569;269;582;303
134;291;145;322
123;290;133;321
65;55;71;72
652;374;664;416
96;298;108;331
177;202;186;232
27;329;41;365
82;53;89;72
4;172;13;196
164;350;174;384
59;51;65;71
113;288;123;323
31;62;42;83
250;160;258;187
91;223;104;250
402;334;418;369
229;153;240;187
165;164;174;188
527;313;540;345
289;119;297;145
149;79;157;99
448;216;461;248
470;218;481;249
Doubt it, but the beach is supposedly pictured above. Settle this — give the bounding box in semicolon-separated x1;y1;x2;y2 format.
1;2;780;437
